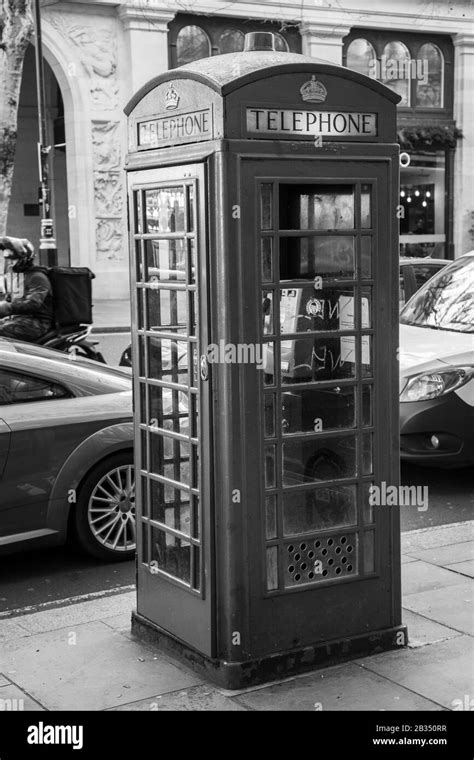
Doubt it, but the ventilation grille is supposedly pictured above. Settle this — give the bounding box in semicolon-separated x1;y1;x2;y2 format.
284;533;358;586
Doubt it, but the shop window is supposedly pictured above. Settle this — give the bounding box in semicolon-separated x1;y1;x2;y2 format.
176;25;211;66
399;152;446;258
416;43;443;108
346;38;376;78
169;14;301;68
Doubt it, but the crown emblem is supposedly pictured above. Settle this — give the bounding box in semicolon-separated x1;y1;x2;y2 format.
165;84;180;110
300;76;327;103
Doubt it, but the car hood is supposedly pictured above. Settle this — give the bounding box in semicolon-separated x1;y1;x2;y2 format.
399;324;474;380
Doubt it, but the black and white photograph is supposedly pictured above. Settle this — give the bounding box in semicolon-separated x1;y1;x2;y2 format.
0;0;473;748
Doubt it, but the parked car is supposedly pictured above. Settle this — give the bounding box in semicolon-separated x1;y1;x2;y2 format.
0;340;135;560
399;251;474;467
399;256;448;309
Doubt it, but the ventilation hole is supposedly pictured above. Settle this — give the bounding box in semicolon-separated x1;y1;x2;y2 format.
300;563;307;570
327;538;334;546
300;543;306;551
315;540;321;548
335;567;342;575
294;574;301;581
294;553;301;561
341;556;347;564
321;548;328;556
322;569;328;576
335;547;341;554
347;564;353;572
288;545;294;552
308;572;314;579
347;545;353;553
308;551;314;559
340;536;347;544
288;565;294;573
328;558;334;566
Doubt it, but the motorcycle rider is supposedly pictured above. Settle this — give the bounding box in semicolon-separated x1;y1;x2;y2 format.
0;236;54;341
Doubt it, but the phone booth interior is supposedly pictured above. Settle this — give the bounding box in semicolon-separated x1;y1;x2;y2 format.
125;40;407;689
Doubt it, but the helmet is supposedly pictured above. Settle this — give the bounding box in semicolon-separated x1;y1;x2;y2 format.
0;237;35;272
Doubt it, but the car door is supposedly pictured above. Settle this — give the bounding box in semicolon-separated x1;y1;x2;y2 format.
0;367;73;539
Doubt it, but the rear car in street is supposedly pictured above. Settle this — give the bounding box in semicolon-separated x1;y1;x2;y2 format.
399;252;474;468
0;340;135;560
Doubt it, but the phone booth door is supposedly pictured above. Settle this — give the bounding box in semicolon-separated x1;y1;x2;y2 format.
240;157;399;654
128;163;214;656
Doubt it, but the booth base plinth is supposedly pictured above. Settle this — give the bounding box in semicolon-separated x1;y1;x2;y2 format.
131;611;408;691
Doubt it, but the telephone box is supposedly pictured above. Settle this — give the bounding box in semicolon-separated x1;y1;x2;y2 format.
125;35;407;689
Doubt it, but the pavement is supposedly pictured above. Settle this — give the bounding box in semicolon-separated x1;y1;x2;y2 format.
0;521;472;711
91;299;131;333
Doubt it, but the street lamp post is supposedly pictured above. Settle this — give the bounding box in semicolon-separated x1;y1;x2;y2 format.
33;0;57;266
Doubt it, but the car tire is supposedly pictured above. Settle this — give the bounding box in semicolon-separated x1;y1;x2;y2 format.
73;452;136;561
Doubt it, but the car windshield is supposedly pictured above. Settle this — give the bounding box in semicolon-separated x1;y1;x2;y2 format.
400;257;474;334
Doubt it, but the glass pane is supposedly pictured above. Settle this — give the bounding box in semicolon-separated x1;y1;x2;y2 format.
134;191;142;234
219;28;245;53
280;236;355;279
189;239;196;284
147;338;189;385
261;237;273;281
362;385;373;426
275;337;356;383
282;387;356;434
150;525;191;584
361;237;372;278
361;336;372;377
280;185;354;230
137;288;145;330
361;184;372;228
265;495;277;539
283;484;357;534
264;393;275;438
261;184;273;230
363;530;375;573
362;432;373;474
265;445;276;488
263;342;276;386
283;434;356;486
262;289;274;334
346;38;376;78
187;185;195;232
144;239;186;283
150;436;191;486
416;44;443;108
149;386;189;434
266;546;278;590
176;25;211;66
279;285;357;334
144;187;185;233
339;334;372;375
150;482;191;536
361;482;375;524
381;42;410;106
146;288;188;333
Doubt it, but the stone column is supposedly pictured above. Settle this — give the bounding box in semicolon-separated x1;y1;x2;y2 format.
300;22;351;66
453;32;474;258
119;5;176;97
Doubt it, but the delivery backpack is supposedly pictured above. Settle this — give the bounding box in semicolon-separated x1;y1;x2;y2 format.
47;267;95;328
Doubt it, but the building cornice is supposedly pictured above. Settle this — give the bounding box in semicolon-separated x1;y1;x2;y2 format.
118;5;175;32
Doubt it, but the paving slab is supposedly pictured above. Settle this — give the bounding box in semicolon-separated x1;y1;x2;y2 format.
402;581;473;635
445;560;474;578
0;683;45;711
401;522;474;553
0;618;31;643
0;674;11;687
109;685;248;711
101;613;133;635
10;592;135;635
402;560;469;596
402;609;462;647
1;620;202;711
233;662;442;711
357;635;473;710
406;542;474;567
401;554;418;564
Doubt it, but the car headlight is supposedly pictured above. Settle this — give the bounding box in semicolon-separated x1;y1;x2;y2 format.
400;367;474;403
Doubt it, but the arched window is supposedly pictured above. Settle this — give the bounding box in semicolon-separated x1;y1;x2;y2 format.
176;25;211;66
346;38;376;78
381;41;411;106
416;43;443;108
219;29;245;54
